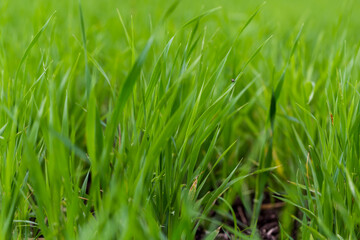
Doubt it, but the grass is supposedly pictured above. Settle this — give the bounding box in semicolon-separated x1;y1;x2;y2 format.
1;0;360;239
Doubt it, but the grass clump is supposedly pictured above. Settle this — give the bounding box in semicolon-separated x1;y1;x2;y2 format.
1;0;360;239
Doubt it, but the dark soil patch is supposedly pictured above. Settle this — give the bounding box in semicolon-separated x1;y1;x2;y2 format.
196;193;296;240
232;195;284;240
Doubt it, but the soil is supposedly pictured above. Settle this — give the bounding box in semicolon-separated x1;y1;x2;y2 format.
195;193;295;240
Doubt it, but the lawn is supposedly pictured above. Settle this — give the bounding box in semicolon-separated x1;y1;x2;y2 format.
1;0;360;239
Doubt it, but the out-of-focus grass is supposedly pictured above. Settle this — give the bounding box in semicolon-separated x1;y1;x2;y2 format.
1;0;360;239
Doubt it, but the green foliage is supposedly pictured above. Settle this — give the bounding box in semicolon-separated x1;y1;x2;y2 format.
1;0;360;239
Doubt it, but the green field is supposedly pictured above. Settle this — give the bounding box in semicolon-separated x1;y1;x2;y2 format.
1;0;360;239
